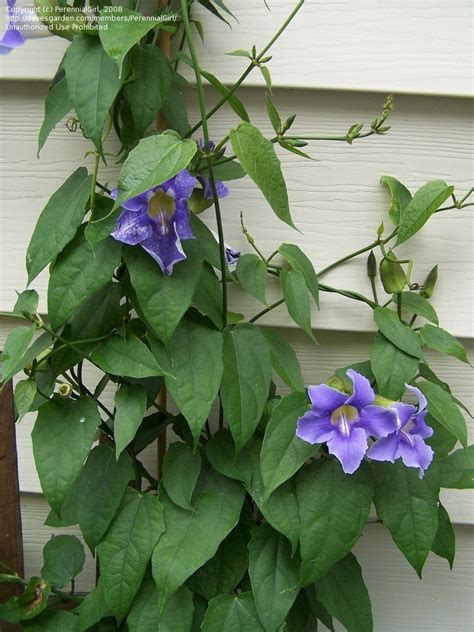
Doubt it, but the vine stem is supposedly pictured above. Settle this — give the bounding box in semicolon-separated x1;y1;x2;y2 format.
184;0;305;138
181;0;228;328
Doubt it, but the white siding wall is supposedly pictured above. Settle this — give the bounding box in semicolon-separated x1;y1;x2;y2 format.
0;1;472;629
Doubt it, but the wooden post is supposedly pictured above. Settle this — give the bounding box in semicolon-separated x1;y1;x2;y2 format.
0;380;24;631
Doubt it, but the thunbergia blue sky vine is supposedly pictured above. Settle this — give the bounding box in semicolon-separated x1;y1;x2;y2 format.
0;0;471;629
296;369;397;474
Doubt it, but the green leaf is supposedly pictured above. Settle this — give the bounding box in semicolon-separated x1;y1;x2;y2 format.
162;442;202;511
396;180;454;245
431;502;455;568
205;428;252;488
123;241;203;342
152;467;245;614
23;610;78;631
161;74;190;135
1;326;34;383
266;96;282;134
206;159;246;181
38;76;72;155
248;440;300;555
281;268;315;341
373;306;422;358
279;243;319;306
249;523;299;630
261;392;314;498
76;580;112;632
297;459;373;584
262;329;305;393
201;593;265;631
127;580;194;632
14;379;37;420
235;253;267;303
99;10;163;76
2;332;53;387
315;553;373;632
426;413;458;457
64;35;124;153
189;215;222;269
260;65;272;91
192;263;223;329
50;282;123;377
221;323;273;451
77;445;133;550
114;383;147;457
13;289;39;317
98;490;165;620
149;316;223;444
41;535;85;588
417;380;468;447
438;445;474;488
372;460;440;576
115;132;197;207
84;197;122;249
0;577;51;624
189;524;249;600
230;122;294;228
26;168;91;283
370;332;419;399
419;324;470;364
398;291;439;324
201;68;250;122
91;334;166;378
380;175;412;224
123;45;173;136
305;586;335;631
47;232;121;330
32;396;101;514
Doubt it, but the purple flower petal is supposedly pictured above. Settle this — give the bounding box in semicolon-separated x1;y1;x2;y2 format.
121;190;152;212
391;402;416;427
367;434;400;463
398;434;434;477
296;411;334;444
411;411;433;439
141;224;187;276
163;169;197;201
345;369;375;410
0;27;24;53
358;405;397;438
111;209;152;245
405;384;427;412
327;426;368;474
173;200;194;240
307;383;348;415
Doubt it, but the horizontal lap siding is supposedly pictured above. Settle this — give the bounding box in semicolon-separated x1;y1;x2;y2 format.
1;85;472;335
1;1;472;97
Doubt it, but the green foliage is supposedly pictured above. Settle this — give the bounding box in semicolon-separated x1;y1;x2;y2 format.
417;380;468;447
432;503;455;568
372;460;440;576
373;306;422;357
64;35;125;154
419;324;470;364
396;180;454;244
41;535;85;588
32;396;101;514
380;175;412;224
38;75;72;155
201;592;265;631
26;168;92;284
162;442;202;511
248;523;299;630
230;122;294;228
262;329;305;392
370;332;418;399
297;460;374;584
221;323;272;451
91;333;166;378
315;553;373;632
114;132;197;206
279;243;320;306
438;445;474;488
98;490;165;619
235;253;267;303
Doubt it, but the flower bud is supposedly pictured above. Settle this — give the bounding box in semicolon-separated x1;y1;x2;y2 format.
420;265;438;298
367;250;377;279
379;252;406;294
58;382;72;398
